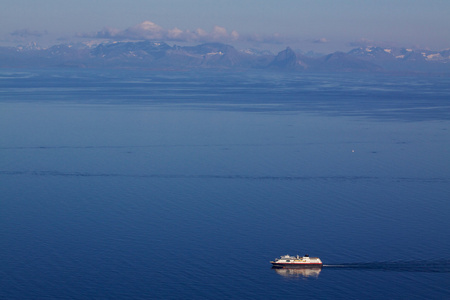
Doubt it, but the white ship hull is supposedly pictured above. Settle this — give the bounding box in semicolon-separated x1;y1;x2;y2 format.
271;262;323;268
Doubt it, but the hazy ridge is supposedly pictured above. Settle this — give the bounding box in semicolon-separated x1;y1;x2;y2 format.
1;41;450;73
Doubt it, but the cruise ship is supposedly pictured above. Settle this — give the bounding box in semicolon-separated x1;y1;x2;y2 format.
271;254;323;268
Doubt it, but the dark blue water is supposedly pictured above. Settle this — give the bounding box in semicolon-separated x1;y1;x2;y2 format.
1;69;449;299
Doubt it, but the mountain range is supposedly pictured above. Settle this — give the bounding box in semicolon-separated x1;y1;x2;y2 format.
1;41;449;73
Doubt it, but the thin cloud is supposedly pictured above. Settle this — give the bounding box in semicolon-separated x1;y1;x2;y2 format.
11;29;47;38
240;32;285;44
312;37;328;44
349;38;375;48
79;21;286;45
80;21;239;43
349;38;399;49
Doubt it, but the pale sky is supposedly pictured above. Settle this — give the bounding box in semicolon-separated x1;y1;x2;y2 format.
1;0;449;52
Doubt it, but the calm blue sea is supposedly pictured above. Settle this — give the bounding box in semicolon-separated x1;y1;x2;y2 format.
1;69;449;299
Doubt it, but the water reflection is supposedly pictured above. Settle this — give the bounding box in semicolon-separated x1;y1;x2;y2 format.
272;267;322;278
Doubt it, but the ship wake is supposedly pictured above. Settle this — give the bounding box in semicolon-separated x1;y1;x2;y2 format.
323;260;450;273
